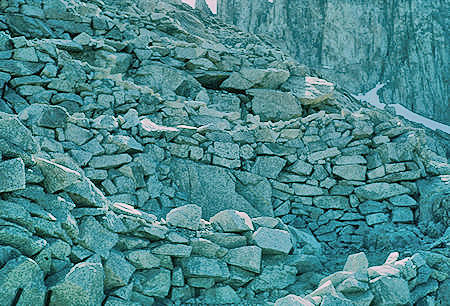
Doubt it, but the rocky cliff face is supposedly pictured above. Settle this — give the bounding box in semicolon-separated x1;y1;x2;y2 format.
217;0;449;125
0;0;449;305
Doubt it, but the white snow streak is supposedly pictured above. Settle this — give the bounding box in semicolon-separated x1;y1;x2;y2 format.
353;84;450;135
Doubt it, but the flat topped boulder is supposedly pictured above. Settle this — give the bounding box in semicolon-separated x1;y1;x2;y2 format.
355;183;409;200
225;246;262;273
166;204;202;231
210;209;254;233
247;89;302;122
221;67;290;90
252;227;293;255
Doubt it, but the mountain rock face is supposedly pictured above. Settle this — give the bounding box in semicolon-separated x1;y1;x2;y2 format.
0;0;449;305
217;0;449;124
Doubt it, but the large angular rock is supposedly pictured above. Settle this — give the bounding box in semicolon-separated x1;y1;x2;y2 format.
135;63;202;98
170;159;265;218
78;216;118;257
250;265;297;292
281;76;334;105
248;89;302;121
355;183;409;200
234;170;274;217
0;60;44;76
210;209;254;232
166;204;202;231
50;262;104;306
203;285;241;304
252;227;292;255
0;114;39;164
370;276;411;305
103;251;136;290
132;268;171;298
64;177;108;208
0;256;46;306
152;244;192;257
89;154;132;169
225;246;262;273
0;158;25;193
275;294;314;306
36;158;81;193
252;155;286;178
181;256;229;280
333;164;367;181
343;252;369;273
221;67;289;90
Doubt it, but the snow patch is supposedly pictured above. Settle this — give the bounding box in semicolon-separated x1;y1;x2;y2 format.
353;84;450;134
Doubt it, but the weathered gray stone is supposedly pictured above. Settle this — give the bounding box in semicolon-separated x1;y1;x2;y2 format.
365;213;389;225
181;256;230;280
225;246;262;273
103;251;136;291
252;155;286;178
275;294;314;306
221;67;289;90
333;164;367;181
126;250;160;269
170;159;264;218
0;158;25;193
252;227;292;255
288;159;314;176
0;115;39;164
389;194;418;207
248;89;302;121
78;216;118;257
343;252;369;273
64;177;108;208
282;76;334;105
50;261;104;306
203;285;241;304
166;204;202;231
370;276;410;305
0;256;46;306
210;209;254;233
132;268;171;298
152;244;192;257
36;158;81;193
250;264;297;292
392;207;414;223
355;183;409;200
293;184;326;196
313;196;349;209
89;154;132;169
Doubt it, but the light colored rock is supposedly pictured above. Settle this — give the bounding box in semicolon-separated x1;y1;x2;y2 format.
275;294;314;306
36;158;81;193
166;204;202;230
333;164;367;181
252;227;292;255
250;264;297;292
225;246;262;273
210;209;254;232
282;76;334;105
344;252;369;273
126;250;160;269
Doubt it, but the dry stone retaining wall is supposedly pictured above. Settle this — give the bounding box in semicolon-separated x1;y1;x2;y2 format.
0;0;448;305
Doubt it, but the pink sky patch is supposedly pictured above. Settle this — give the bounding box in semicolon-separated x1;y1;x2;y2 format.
182;0;217;14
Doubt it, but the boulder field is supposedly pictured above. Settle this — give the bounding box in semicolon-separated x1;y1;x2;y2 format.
0;0;448;305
